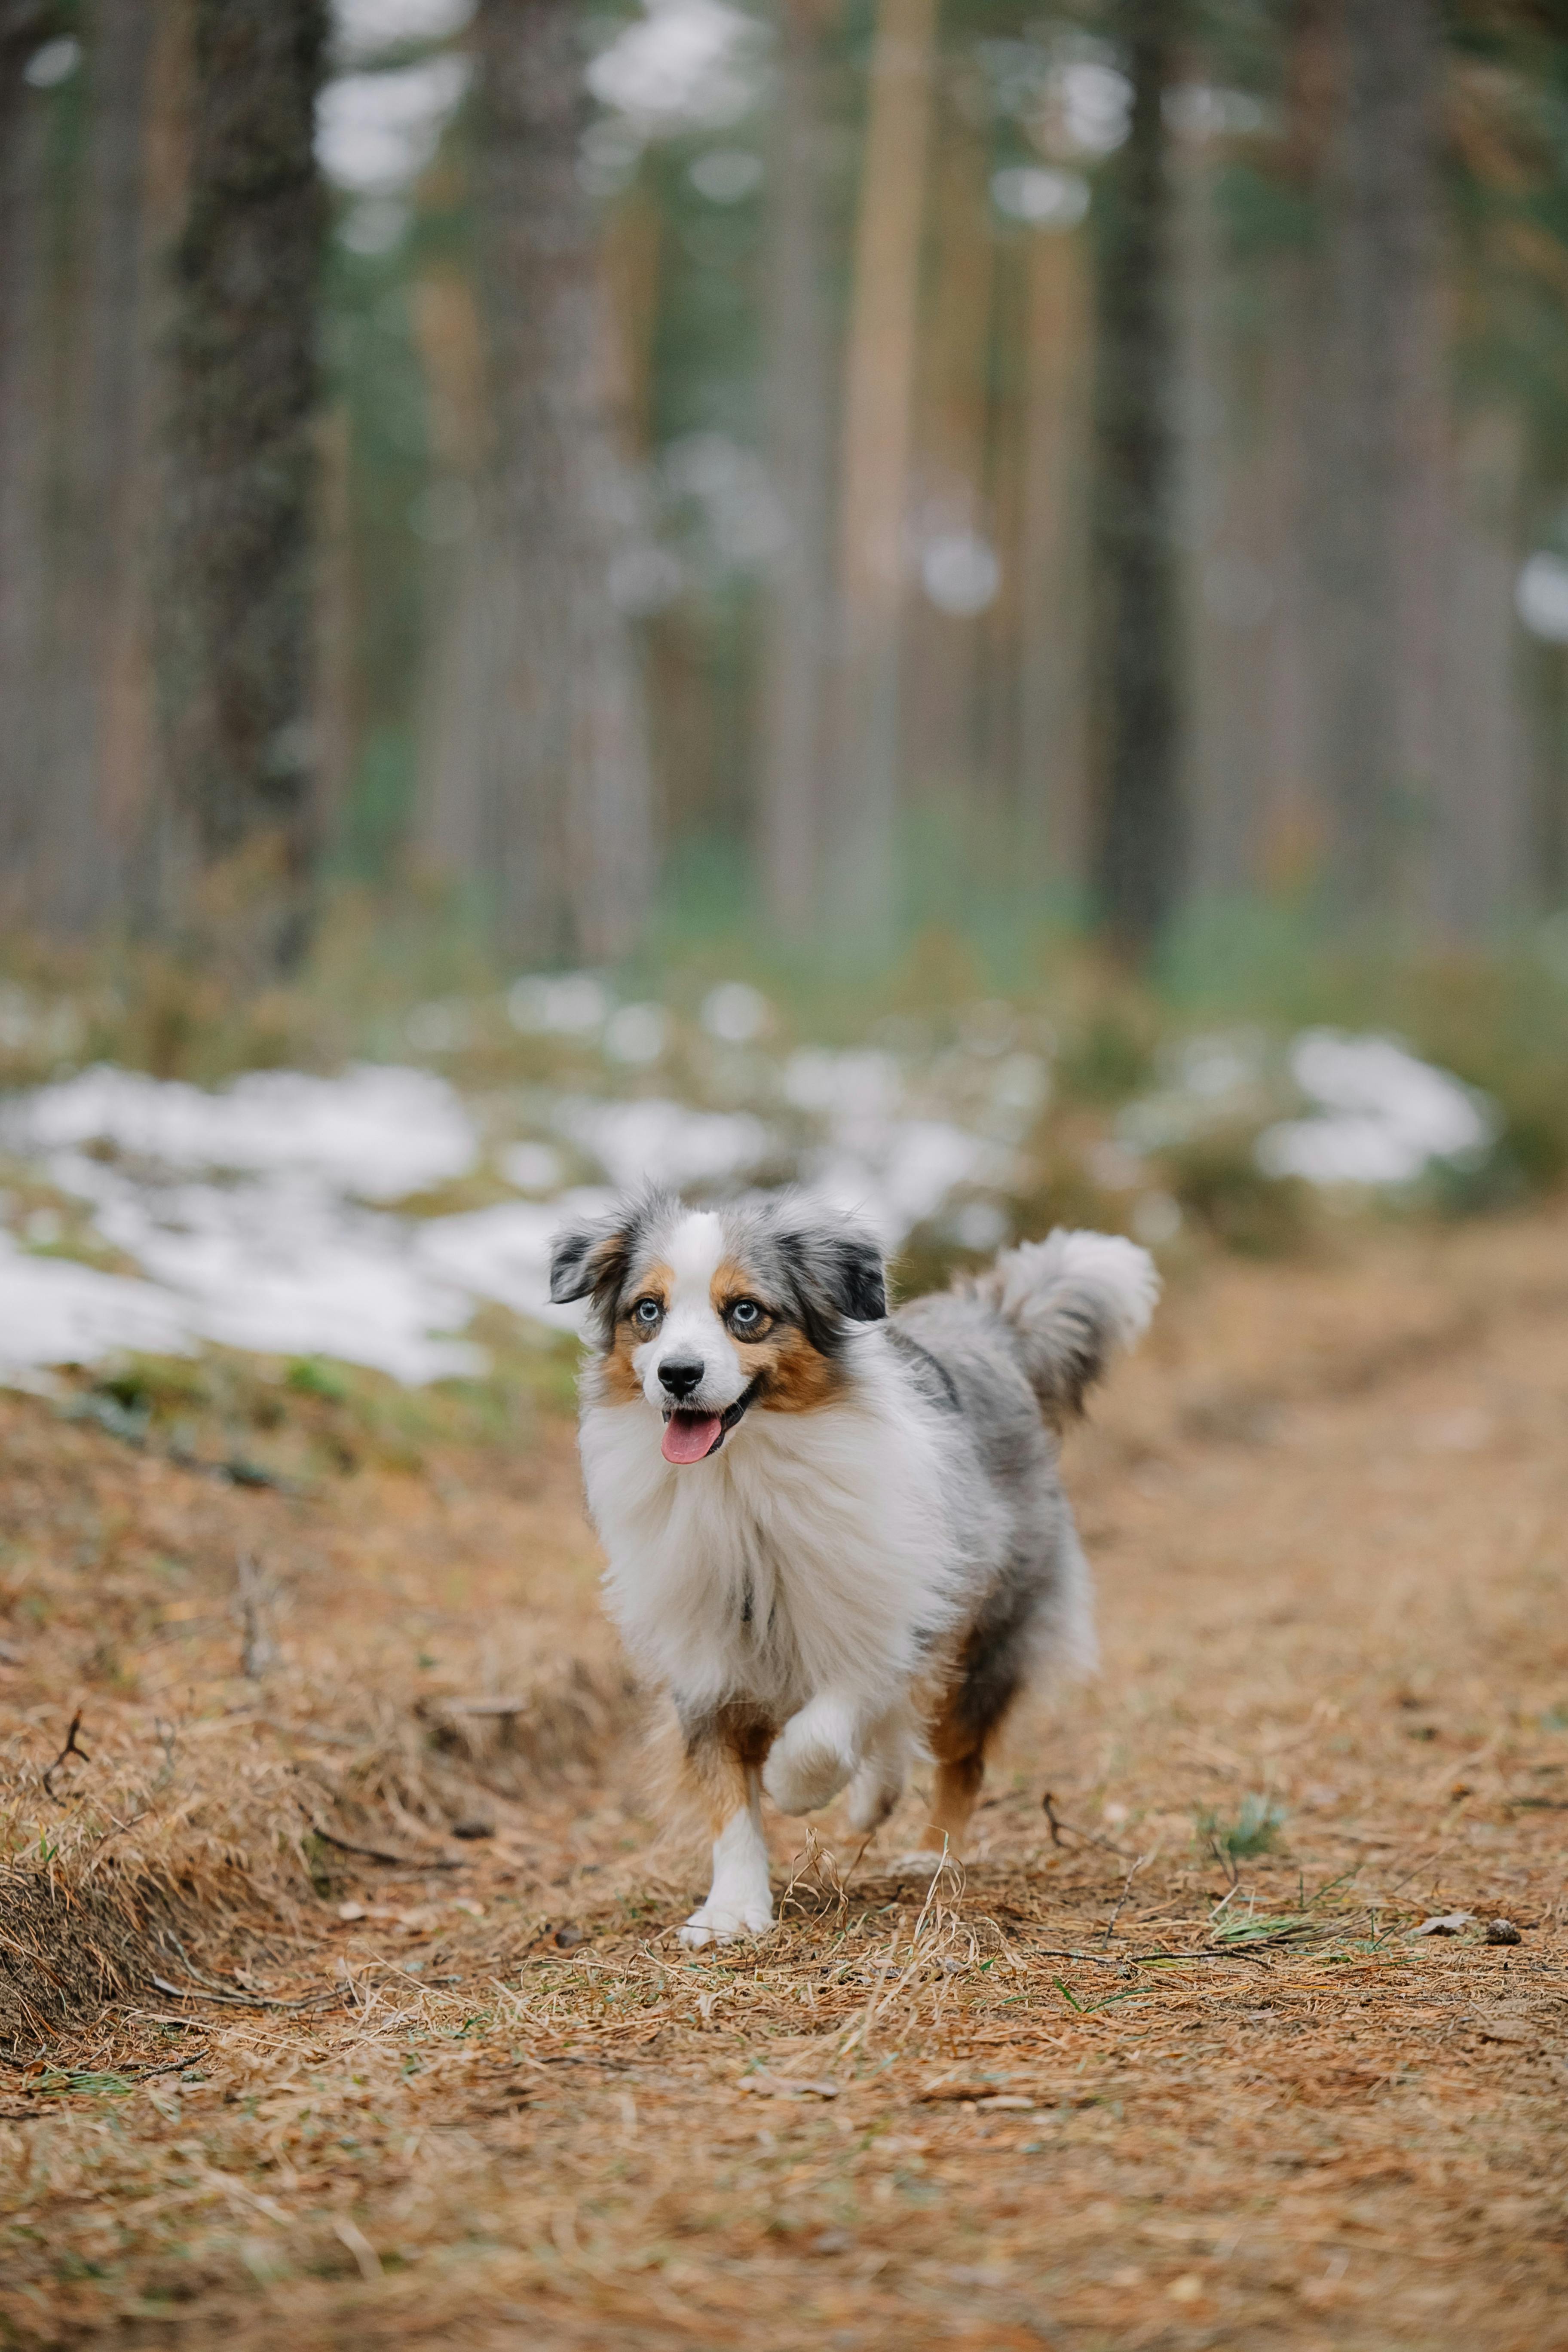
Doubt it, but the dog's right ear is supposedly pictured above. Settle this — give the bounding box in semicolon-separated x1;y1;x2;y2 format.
550;1194;671;1343
548;1213;630;1311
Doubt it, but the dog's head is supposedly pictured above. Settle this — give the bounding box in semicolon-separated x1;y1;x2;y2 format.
549;1189;887;1465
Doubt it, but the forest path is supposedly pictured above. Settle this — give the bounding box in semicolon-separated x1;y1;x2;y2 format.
3;1205;1567;2349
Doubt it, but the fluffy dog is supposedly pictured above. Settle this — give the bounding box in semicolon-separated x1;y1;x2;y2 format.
549;1189;1156;1946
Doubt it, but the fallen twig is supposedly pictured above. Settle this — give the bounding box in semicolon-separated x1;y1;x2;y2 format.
42;1710;90;1800
307;1822;461;1870
1041;1791;1132;1859
150;1974;341;2014
1102;1850;1155;1946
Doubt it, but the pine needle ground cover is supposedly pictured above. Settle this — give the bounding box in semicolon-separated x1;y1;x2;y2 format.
2;1207;1566;2350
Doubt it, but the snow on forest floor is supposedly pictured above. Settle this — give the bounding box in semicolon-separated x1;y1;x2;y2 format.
0;1191;1565;2349
0;974;1496;1388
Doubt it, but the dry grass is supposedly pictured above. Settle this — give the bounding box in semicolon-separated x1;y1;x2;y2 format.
3;1206;1568;2349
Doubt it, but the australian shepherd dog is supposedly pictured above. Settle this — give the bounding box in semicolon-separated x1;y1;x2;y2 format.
549;1189;1157;1946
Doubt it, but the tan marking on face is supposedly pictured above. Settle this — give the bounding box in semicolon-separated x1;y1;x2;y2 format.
742;1323;842;1412
709;1256;758;1315
710;1253;845;1413
602;1259;673;1403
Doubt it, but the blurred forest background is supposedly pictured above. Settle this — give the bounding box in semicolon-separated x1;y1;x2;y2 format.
4;0;1568;1000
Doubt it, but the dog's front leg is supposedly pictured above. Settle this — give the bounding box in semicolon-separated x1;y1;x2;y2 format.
762;1691;863;1817
678;1703;775;1948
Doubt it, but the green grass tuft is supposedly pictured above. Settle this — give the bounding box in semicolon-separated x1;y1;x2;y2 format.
1195;1793;1287;1862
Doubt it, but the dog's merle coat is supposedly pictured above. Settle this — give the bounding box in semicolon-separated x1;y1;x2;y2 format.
550;1188;1156;1945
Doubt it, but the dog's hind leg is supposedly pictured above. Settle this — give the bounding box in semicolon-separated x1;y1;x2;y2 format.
916;1738;987;1856
679;1703;776;1948
912;1585;1040;1858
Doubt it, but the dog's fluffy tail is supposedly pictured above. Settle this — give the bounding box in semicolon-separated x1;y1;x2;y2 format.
971;1228;1158;1426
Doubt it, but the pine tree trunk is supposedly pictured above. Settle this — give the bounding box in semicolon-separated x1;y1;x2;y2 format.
0;2;60;924
1091;0;1183;956
825;0;937;956
1320;0;1446;921
1019;215;1093;897
758;0;836;940
42;0;159;935
156;0;326;975
412;264;492;894
1258;0;1338;890
472;0;655;968
1435;410;1527;931
904;91;994;866
1171;92;1233;902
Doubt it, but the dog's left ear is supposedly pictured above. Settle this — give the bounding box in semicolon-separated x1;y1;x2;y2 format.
778;1216;887;1346
823;1227;887;1322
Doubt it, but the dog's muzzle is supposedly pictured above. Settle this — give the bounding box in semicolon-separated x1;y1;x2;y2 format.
661;1377;762;1466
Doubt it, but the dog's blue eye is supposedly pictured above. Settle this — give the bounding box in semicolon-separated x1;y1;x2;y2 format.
631;1298;662;1328
729;1299;763;1331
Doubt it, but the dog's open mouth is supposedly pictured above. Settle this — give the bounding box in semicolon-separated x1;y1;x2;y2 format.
661;1380;760;1467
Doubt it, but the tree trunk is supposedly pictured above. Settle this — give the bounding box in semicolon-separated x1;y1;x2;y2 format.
758;0;836;941
42;0;159;936
1256;0;1338;891
1019;213;1093;898
471;0;655;969
156;0;326;976
412;263;492;895
0;2;62;926
904;89;994;872
1091;0;1184;956
1434;409;1527;931
1171;87;1234;903
1320;0;1447;922
825;0;938;957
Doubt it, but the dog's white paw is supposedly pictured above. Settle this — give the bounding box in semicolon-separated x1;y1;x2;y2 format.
679;1899;774;1948
887;1848;960;1879
846;1758;904;1834
763;1730;855;1817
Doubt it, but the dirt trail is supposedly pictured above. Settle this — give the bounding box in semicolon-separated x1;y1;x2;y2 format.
2;1207;1567;2349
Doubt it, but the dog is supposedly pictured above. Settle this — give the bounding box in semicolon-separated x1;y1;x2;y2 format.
549;1188;1157;1946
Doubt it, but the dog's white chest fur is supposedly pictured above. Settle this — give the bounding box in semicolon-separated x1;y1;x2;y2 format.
579;1337;961;1718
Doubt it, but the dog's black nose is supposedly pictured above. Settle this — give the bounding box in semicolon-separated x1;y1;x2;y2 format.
658;1356;704;1400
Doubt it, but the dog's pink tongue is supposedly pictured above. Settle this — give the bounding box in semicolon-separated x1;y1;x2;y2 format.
662;1411;723;1465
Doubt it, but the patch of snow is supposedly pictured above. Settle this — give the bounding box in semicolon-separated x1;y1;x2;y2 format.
783;1048;903;1121
416;1191;614;1332
3;1063;475;1201
951;1199;1010;1253
0;1034;1025;1383
507;973;612;1036
701;981;769;1043
806;1121;1002;1248
502;1143;567;1194
0;1064;483;1382
0;1231;191;1375
555;1098;772;1193
1255;1032;1494;1186
603;1003;668;1065
22;1017;1472;1387
29;1158;481;1384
